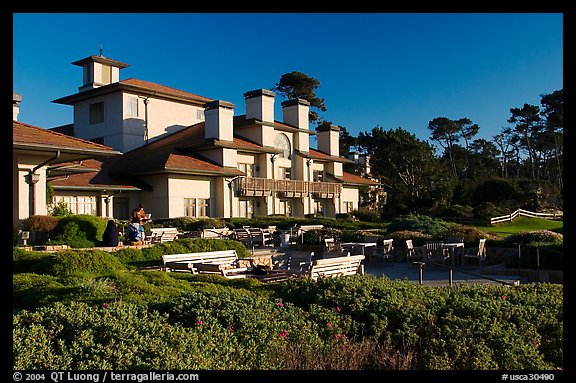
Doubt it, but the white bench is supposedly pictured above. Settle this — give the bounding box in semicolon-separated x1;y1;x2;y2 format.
288;254;365;281
161;249;248;279
148;227;179;244
201;228;232;239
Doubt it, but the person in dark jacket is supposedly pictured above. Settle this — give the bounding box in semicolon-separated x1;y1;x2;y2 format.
102;219;119;247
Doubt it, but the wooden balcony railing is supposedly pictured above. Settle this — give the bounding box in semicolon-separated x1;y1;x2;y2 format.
235;177;341;196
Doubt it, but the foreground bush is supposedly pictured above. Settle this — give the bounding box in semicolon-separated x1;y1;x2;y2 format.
13;274;562;370
49;214;108;248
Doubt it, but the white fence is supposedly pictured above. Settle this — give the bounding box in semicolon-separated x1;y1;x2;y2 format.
490;209;563;225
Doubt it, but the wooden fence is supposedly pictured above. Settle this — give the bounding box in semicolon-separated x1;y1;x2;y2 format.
490;209;563;225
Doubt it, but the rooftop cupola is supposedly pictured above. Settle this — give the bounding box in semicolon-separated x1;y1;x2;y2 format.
72;54;129;92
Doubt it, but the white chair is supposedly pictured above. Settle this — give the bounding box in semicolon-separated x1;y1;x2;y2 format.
462;238;487;267
372;239;394;263
406;239;425;263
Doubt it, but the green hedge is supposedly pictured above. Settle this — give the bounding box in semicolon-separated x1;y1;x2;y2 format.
13;277;562;370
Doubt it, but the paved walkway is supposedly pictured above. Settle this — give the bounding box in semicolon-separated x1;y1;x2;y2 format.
254;247;524;287
364;262;523;286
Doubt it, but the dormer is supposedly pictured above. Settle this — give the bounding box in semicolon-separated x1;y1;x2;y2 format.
72;55;130;92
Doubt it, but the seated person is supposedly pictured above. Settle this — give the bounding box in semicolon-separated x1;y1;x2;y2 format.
126;218;145;244
102;219;119;247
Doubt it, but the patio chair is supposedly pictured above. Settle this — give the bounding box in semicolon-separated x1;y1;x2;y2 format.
324;237;343;252
462;238;487;267
372;239;394;263
424;241;449;267
406;239;425;263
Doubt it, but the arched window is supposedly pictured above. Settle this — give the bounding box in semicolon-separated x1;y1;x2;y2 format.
273;133;291;158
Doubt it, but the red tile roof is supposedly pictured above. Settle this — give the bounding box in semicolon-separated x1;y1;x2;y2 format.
49;158;148;190
337;172;380;186
53;78;214;106
13;120;117;153
119;78;213;103
303;148;353;163
108;123;243;177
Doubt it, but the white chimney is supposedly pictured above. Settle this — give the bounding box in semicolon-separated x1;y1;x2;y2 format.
13;92;22;121
244;89;275;123
281;98;309;130
204;100;235;141
317;124;340;157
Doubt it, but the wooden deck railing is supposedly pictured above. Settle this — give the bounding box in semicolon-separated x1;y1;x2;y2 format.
235;177;342;196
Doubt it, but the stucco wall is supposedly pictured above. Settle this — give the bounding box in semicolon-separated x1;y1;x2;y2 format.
167;176;212;218
341;187;359;211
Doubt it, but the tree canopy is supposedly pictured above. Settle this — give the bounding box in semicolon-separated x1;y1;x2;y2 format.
272;71;327;122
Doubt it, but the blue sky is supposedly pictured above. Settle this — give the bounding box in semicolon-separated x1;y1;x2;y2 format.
13;13;563;147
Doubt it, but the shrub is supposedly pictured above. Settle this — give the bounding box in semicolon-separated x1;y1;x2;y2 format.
339;230;387;244
300;228;347;245
499;230;563;270
13;273;71;310
34;249;126;278
335;213;355;221
49;215;108;248
21;215;60;232
12;272;563;370
474;202;509;220
352;208;381;222
112;247;147;266
433;204;474;219
386;214;455;238
502;230;563;247
183;218;228;231
49;201;73;217
13;248;52;274
386;230;432;247
443;224;497;245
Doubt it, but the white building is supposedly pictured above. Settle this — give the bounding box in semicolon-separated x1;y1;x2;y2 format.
24;53;379;221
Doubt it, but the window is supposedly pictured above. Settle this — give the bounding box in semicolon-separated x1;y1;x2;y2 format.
197;109;205;121
89;102;104;124
273;133;291;158
343;201;354;213
314;200;325;216
239;199;254;218
238;163;254;177
126;97;138;117
113;197;130;220
198;198;210;217
313;170;324;182
184;198;196;217
184;198;210;217
279;200;292;217
278;167;291;180
54;195;97;216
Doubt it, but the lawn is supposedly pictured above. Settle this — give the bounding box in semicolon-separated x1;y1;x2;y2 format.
476;216;563;238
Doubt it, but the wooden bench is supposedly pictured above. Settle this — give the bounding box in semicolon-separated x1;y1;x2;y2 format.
288;254;365;281
161;250;248;279
148;227;179;244
232;228;253;247
247;228;273;247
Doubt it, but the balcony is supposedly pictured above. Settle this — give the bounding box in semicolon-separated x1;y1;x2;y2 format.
235;177;341;198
